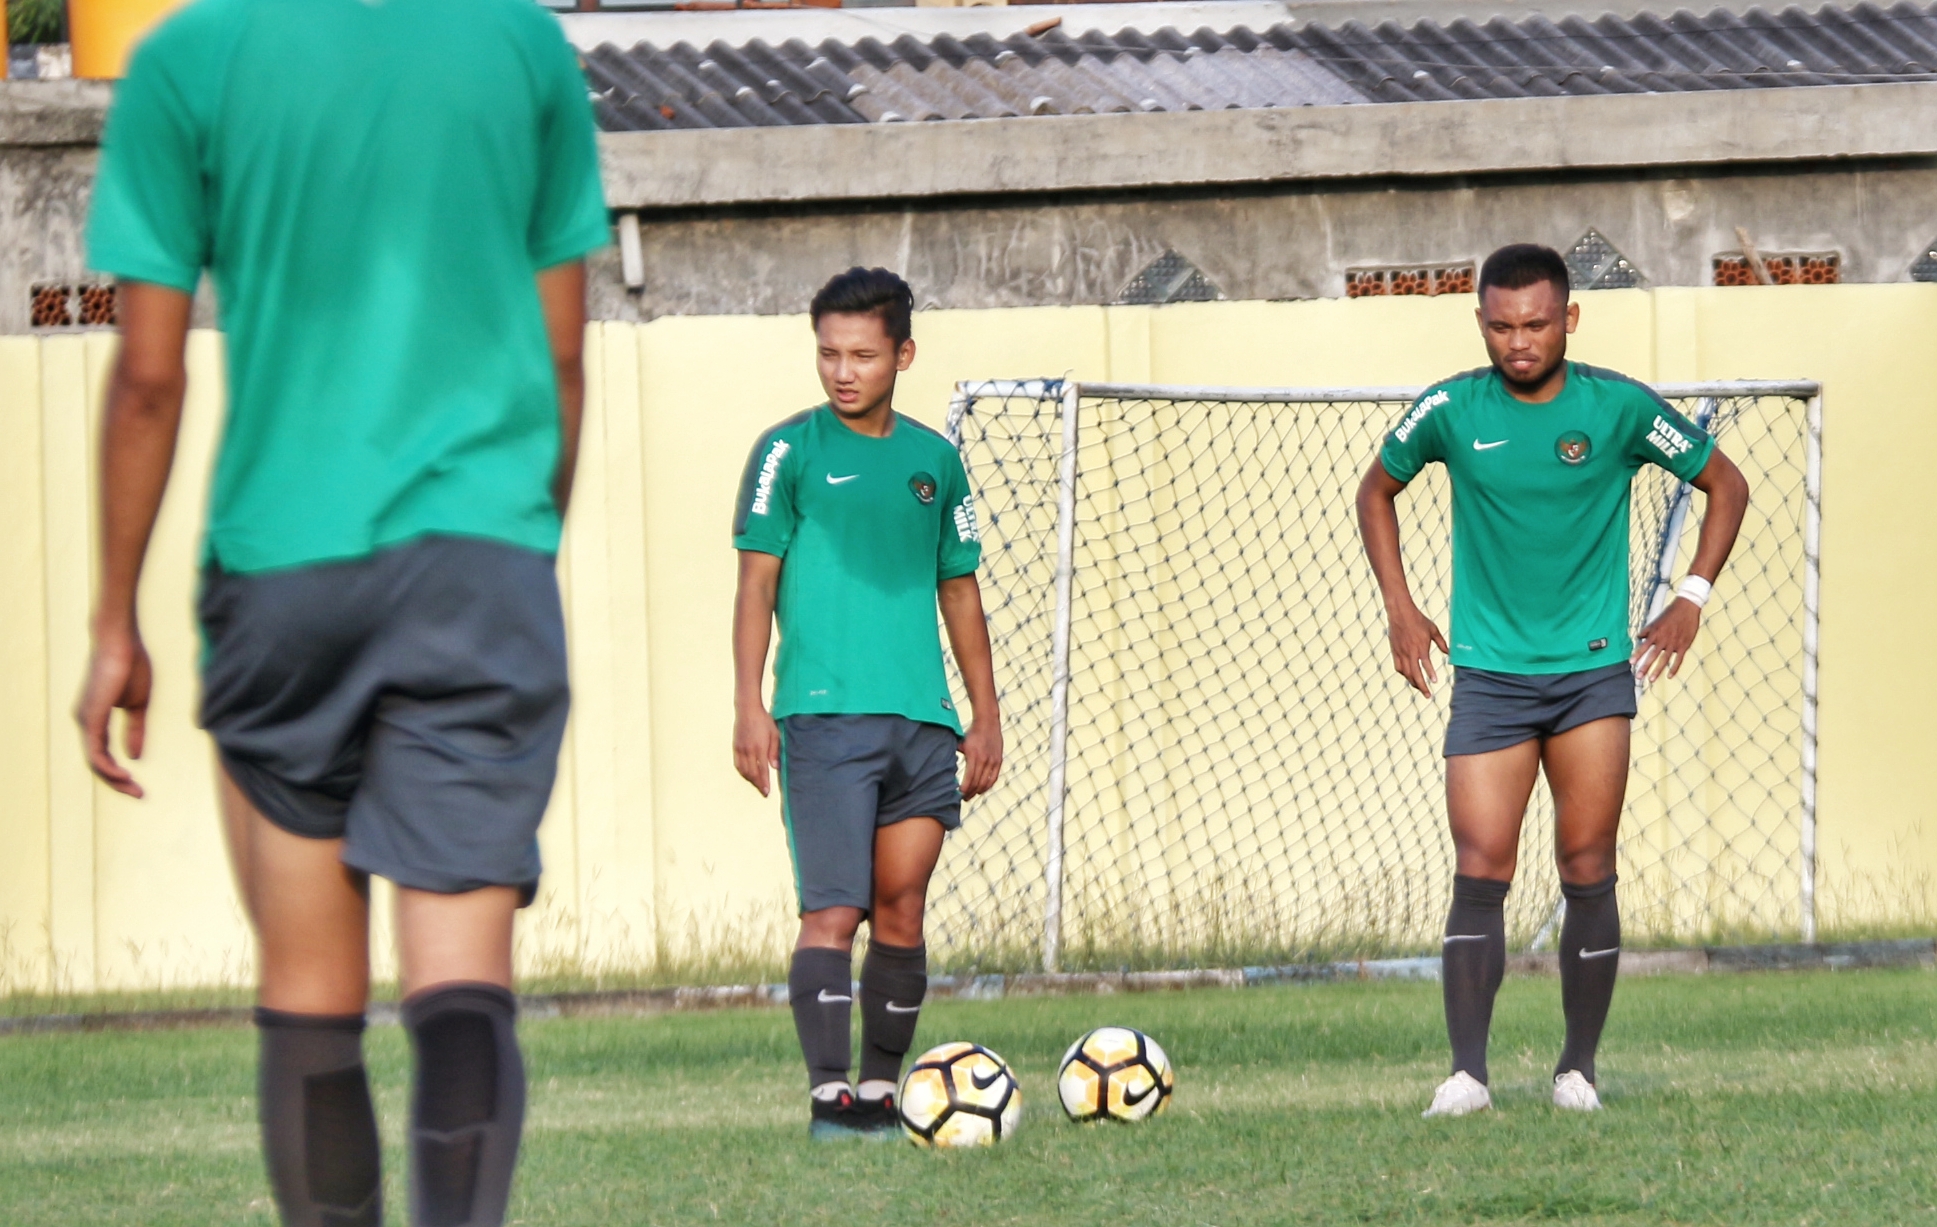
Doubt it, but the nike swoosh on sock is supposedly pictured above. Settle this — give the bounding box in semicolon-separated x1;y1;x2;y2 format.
1442;934;1491;944
817;989;852;1004
1578;946;1621;959
883;1002;920;1014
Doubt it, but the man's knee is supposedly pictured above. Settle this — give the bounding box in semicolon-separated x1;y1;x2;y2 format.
868;888;926;944
1557;845;1617;885
1452;830;1519;882
797;906;862;949
876;879;929;917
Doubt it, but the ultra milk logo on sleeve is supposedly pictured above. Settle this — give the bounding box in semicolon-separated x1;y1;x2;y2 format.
952;493;981;543
1646;415;1694;461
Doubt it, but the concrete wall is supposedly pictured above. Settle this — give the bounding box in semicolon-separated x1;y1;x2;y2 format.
6;78;1937;331
1;285;1932;995
597;163;1937;320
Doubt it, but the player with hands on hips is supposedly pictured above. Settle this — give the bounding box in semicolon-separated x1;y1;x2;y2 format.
1357;244;1748;1119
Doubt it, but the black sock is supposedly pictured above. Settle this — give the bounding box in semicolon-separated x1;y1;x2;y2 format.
789;947;854;1090
1556;874;1621;1084
858;940;926;1090
404;983;525;1227
1443;874;1510;1085
255;1007;382;1227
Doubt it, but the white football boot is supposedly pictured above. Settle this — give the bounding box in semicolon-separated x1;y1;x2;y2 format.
1421;1071;1492;1118
1552;1070;1603;1112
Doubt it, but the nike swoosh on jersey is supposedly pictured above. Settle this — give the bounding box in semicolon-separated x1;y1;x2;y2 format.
1472;439;1509;450
1578;946;1621;960
817;988;853;1003
884;1002;921;1014
825;473;860;484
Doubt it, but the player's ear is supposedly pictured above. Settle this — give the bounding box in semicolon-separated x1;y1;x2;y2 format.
896;337;916;372
1564;300;1580;334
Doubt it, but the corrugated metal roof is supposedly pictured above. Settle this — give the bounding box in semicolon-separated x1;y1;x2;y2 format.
584;1;1937;128
1304;2;1937;101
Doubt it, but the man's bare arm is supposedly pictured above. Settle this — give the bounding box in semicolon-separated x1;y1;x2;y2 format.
537;260;587;517
77;281;194;798
1633;448;1751;681
1356;459;1449;697
732;550;783;796
939;574;1003;799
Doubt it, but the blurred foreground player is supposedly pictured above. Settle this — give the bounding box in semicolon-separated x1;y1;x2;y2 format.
77;2;608;1222
1356;244;1749;1117
731;268;1003;1139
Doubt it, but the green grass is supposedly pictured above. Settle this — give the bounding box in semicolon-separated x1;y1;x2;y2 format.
3;970;1934;1225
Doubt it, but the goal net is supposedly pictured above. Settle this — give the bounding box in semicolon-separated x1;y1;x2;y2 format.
929;379;1822;973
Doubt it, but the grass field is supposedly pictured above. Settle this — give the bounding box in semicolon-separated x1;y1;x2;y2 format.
3;969;1933;1225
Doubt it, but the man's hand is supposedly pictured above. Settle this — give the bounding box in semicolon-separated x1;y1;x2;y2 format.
958;719;1003;800
77;621;153;798
734;704;781;796
1357;459;1445;698
79;280;191;802
1388;601;1450;698
1633;598;1702;682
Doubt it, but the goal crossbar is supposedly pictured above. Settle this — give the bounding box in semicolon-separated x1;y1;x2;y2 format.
952;379;1822;415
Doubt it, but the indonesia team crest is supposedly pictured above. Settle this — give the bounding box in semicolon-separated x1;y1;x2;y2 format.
909;472;938;504
1555;431;1592;465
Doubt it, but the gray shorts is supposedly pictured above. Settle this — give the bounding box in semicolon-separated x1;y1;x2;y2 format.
778;714;962;914
1444;662;1638;757
198;535;569;898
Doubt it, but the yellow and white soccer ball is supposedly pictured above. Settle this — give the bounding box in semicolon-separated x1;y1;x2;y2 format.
1056;1026;1175;1123
897;1041;1023;1147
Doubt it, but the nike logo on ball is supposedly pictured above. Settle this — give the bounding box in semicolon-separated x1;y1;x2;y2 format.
817;989;852;1003
1579;946;1621;960
884;1002;921;1014
826;473;859;484
1472;439;1509;451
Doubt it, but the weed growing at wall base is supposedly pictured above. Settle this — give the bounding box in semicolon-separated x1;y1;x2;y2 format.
1;969;1932;1225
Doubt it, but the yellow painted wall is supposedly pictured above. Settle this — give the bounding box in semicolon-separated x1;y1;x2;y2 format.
0;286;1930;993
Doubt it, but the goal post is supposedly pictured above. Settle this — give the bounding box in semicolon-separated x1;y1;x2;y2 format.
933;378;1823;974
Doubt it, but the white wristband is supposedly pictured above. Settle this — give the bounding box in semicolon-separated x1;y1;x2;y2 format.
1676;575;1712;608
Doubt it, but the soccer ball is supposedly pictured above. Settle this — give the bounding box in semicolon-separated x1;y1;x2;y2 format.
1056;1027;1175;1122
897;1042;1023;1147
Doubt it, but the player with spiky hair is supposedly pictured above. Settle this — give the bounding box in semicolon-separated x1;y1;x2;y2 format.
1357;243;1750;1117
732;266;1003;1140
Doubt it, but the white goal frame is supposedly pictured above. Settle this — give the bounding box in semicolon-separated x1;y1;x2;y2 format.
946;379;1825;973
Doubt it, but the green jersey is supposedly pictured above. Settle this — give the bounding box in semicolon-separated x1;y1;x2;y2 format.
733;406;982;732
1379;362;1715;675
86;0;610;574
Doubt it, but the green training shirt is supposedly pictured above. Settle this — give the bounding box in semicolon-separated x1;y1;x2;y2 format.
734;406;983;733
1379;362;1716;675
86;0;610;574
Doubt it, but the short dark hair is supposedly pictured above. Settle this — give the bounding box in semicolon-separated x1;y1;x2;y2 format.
1478;244;1571;300
810;267;914;346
